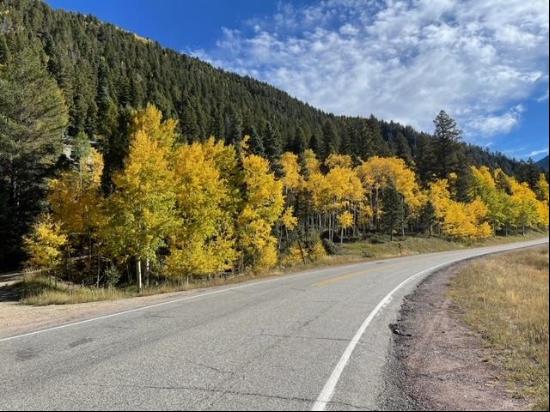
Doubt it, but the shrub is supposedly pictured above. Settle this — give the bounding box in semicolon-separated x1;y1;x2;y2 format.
309;241;327;261
362;249;374;258
322;238;341;255
369;234;388;244
280;244;306;267
104;265;122;287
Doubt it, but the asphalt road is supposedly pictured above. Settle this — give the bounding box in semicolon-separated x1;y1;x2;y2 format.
0;238;547;411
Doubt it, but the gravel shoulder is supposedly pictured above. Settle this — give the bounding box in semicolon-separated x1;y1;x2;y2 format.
390;261;532;411
0;285;223;339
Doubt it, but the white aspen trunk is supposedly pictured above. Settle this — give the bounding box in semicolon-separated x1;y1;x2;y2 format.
136;258;142;292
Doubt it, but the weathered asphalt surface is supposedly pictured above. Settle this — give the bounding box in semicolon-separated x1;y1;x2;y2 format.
0;238;547;411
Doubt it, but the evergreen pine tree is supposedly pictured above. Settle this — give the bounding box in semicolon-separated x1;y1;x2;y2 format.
433;110;462;178
291;126;307;154
415;134;436;183
247;126;265;156
322;120;340;157
225;107;243;145
263;121;282;160
395;132;413;164
418;201;436;235
0;47;68;269
381;185;405;241
366;115;391;156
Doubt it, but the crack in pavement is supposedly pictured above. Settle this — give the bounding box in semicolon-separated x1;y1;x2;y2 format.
257;333;349;343
70;382;314;406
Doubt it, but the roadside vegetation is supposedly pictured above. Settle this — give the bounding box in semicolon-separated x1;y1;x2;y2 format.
6;231;545;306
450;247;549;410
1;102;547;306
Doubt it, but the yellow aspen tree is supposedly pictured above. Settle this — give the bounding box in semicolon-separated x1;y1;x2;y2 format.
469;166;507;232
303;149;321;175
536;200;549;228
130;104;178;151
536;173;549;202
165;140;237;280
280;152;303;192
99;124;178;291
507;177;541;234
324;164;363;241
281;207;298;231
278;152;304;248
356;156;423;232
325;153;353;169
23;214;68;273
48;148;105;237
302;150;330;232
535;174;549;228
429;178;491;239
337;210;354;245
237;154;284;271
201;137;242;214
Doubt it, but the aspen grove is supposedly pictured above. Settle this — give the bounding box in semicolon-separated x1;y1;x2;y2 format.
23;105;549;291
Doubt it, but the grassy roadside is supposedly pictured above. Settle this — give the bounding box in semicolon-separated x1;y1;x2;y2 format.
340;231;546;258
449;247;549;410
6;231;547;306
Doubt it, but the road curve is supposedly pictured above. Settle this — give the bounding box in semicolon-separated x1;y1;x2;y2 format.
0;238;547;411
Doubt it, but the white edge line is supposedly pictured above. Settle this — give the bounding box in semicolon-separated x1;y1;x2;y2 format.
310;261;449;411
0;274;291;343
0;254;412;343
310;239;548;411
0;239;546;345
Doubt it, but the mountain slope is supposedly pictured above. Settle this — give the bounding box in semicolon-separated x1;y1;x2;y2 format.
0;0;540;180
537;155;549;171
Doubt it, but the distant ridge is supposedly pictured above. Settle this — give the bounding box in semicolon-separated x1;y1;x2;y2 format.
537;155;549;171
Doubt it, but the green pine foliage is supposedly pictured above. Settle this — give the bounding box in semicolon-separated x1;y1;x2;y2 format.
0;45;69;268
0;0;545;270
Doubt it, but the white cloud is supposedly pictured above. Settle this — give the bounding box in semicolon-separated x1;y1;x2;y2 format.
198;0;549;140
466;105;525;137
537;89;549;102
528;148;549;157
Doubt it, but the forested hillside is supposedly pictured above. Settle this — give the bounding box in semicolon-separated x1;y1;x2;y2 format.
1;0;539;172
0;0;546;271
537;156;549;171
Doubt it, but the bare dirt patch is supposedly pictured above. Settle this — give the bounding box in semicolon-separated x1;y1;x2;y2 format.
392;262;532;411
0;286;216;339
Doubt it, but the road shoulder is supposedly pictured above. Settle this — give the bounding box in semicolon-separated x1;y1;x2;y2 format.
389;261;531;411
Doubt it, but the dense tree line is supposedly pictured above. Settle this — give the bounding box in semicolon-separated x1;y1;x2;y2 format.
22;105;549;290
0;0;546;270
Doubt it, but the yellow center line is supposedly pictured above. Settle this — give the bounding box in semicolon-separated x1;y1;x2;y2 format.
312;261;404;288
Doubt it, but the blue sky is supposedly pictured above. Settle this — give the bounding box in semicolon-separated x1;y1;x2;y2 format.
47;0;549;161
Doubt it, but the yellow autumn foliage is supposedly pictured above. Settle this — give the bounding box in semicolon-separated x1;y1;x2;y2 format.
281;207;298;230
99;122;178;265
165;139;238;278
429;178;492;239
23;214;68;271
338;210;354;229
238;154;285;270
280;152;303;191
35;104;548;285
48;148;104;236
357;156;423;212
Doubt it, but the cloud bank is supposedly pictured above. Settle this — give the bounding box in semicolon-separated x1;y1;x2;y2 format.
195;0;549;141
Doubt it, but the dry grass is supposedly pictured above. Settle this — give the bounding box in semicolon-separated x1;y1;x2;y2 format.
341;231;546;258
449;247;549;410
16;268;293;306
18;275;129;305
11;231;547;306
